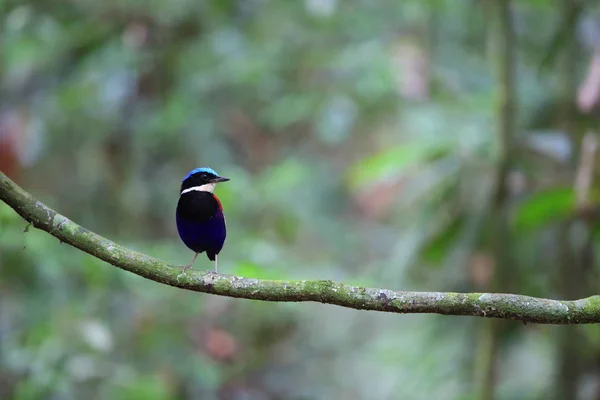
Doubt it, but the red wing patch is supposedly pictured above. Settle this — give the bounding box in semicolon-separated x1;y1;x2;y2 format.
213;194;223;211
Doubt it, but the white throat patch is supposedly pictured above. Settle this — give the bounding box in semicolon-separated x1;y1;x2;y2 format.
180;183;216;195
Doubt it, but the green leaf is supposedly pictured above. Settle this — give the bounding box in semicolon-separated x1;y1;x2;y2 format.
346;139;454;189
233;261;269;279
109;375;174;400
421;216;464;264
513;187;575;230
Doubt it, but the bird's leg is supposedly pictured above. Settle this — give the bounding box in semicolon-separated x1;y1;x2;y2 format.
214;255;218;273
182;252;199;273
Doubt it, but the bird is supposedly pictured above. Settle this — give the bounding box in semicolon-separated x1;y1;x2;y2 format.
176;167;230;272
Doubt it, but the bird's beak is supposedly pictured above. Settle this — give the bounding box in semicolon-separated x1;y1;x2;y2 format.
211;176;230;183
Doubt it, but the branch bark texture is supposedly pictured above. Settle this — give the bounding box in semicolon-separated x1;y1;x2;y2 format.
1;172;600;324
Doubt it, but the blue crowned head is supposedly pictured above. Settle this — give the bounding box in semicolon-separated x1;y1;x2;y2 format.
180;167;229;194
184;167;219;182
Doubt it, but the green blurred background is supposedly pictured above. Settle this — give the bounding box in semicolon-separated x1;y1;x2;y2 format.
3;0;600;399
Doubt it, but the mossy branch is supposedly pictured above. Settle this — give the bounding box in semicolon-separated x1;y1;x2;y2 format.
1;171;600;324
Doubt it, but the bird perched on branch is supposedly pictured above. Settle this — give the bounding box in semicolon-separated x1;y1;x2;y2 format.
176;167;229;272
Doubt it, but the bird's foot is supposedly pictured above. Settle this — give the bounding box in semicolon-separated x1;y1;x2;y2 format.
181;264;192;274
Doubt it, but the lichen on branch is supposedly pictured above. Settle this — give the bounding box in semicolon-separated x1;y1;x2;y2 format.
1;171;599;324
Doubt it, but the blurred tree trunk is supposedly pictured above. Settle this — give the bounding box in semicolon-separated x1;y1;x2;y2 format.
554;1;588;398
475;1;516;399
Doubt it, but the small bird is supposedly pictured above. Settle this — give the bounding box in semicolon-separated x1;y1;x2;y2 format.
176;167;230;272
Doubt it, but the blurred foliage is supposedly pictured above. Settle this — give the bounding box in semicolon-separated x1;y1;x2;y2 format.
514;187;576;231
3;0;600;399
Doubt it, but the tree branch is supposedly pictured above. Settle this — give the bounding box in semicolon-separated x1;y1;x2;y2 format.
1;171;600;324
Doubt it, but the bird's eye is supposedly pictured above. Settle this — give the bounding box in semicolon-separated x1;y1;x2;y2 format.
201;173;208;180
